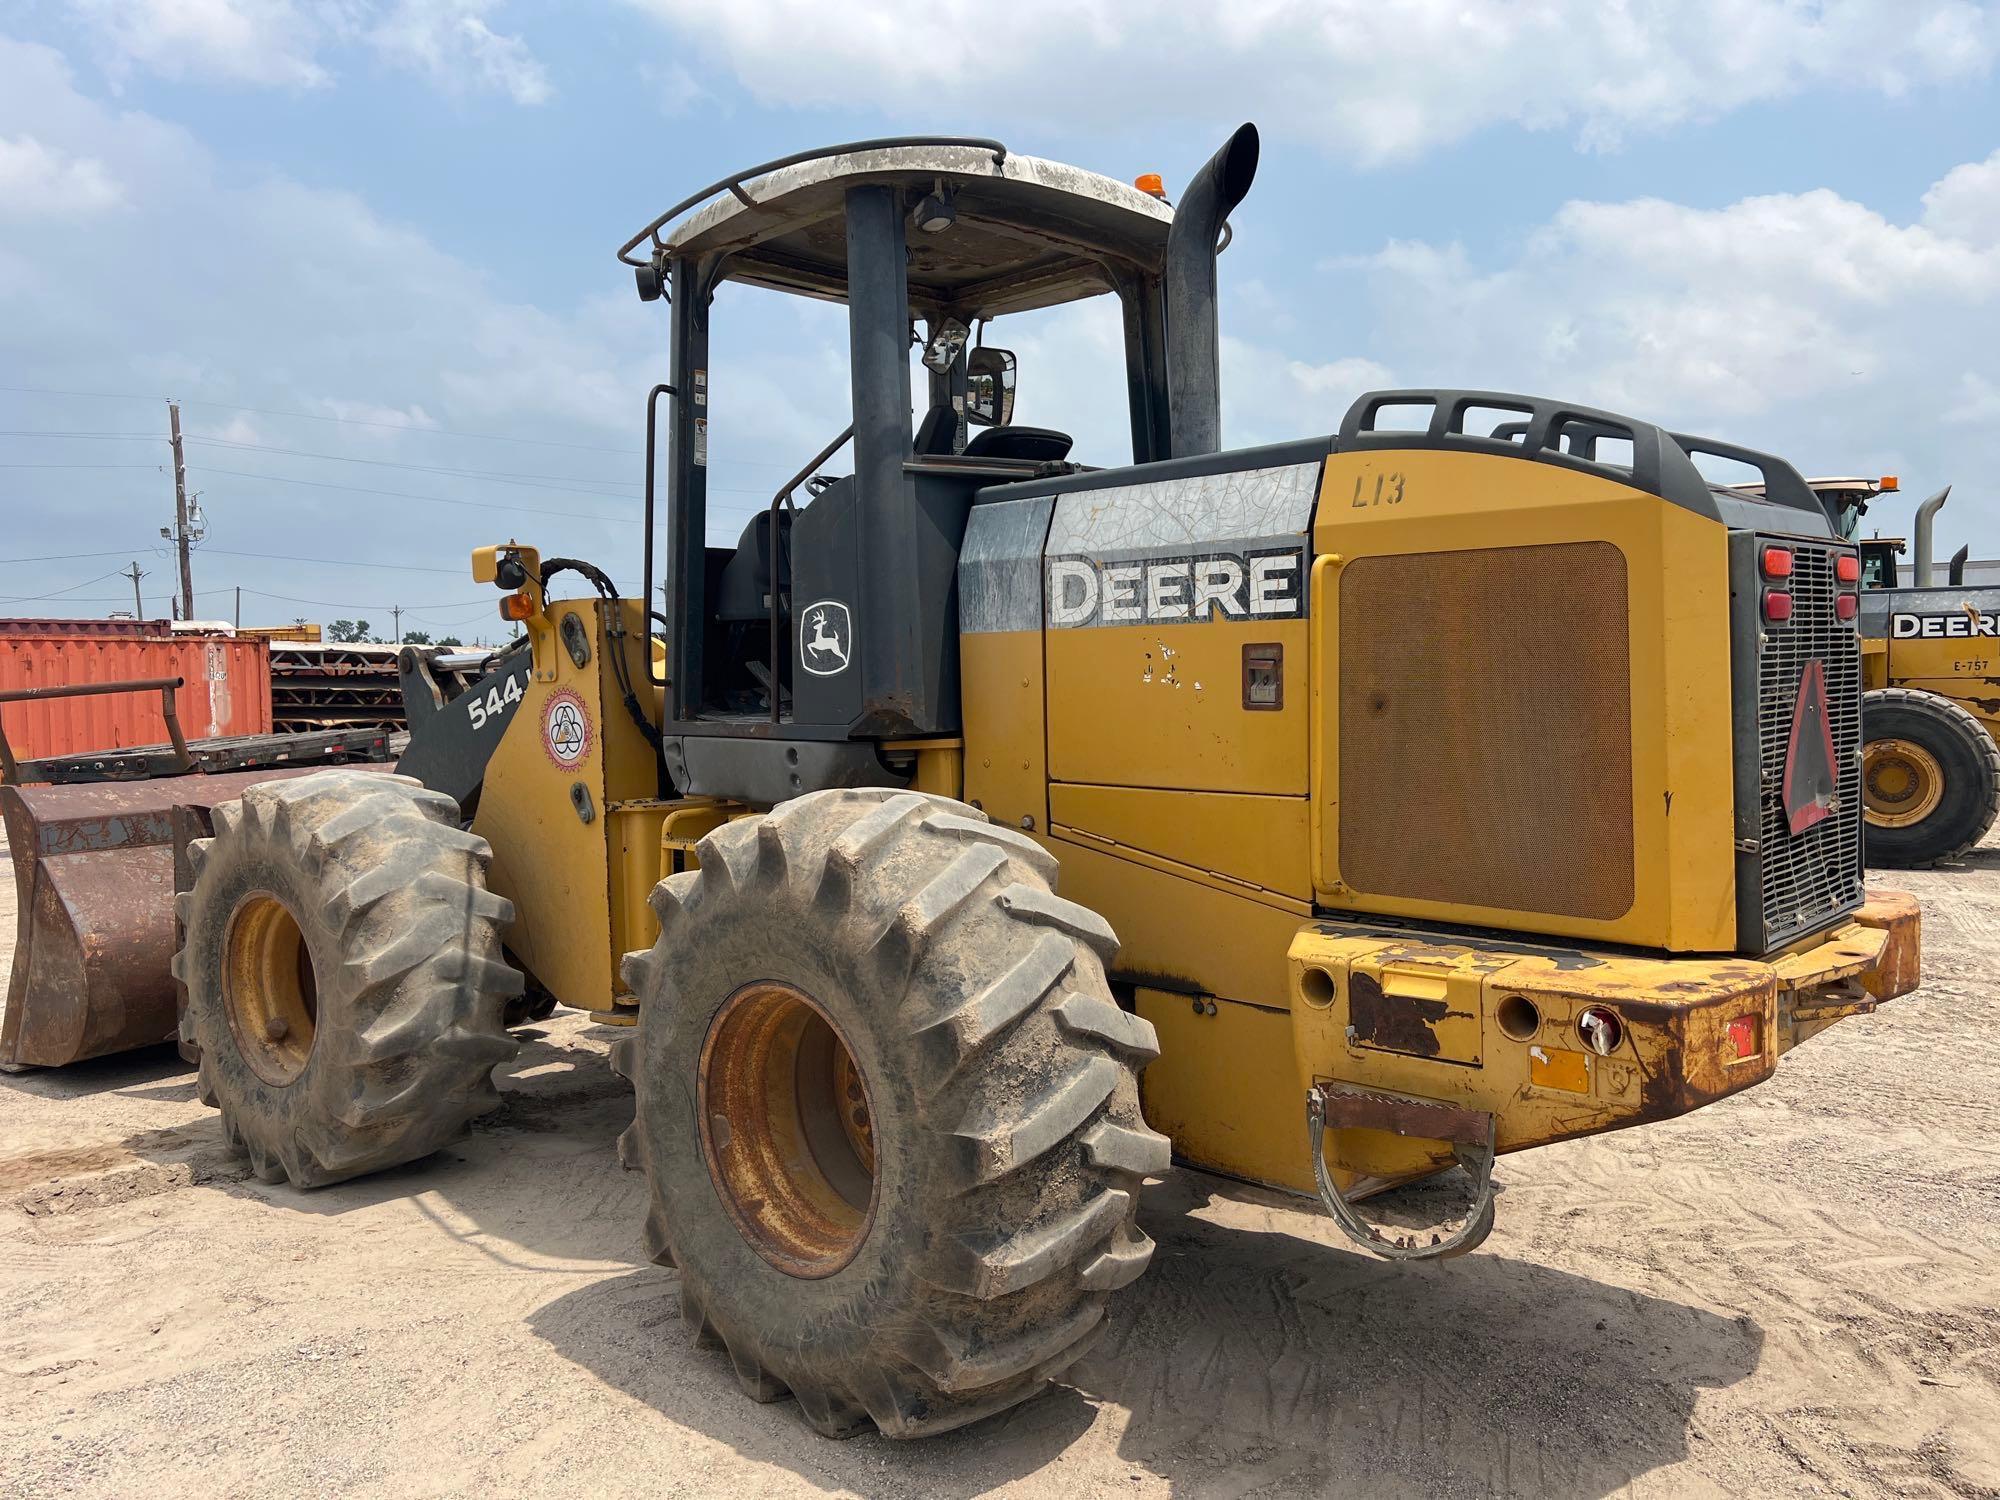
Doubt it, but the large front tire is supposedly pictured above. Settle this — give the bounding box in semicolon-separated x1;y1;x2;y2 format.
615;789;1167;1438
1863;688;2000;867
173;771;522;1187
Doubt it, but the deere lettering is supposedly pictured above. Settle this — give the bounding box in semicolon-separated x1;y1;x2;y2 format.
1047;548;1305;628
1892;612;1999;639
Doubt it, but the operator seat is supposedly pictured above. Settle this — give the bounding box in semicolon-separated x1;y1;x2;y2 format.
914;403;958;455
965;426;1073;463
714;508;792;622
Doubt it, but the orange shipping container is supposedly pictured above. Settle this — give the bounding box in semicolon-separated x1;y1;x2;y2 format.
0;625;272;761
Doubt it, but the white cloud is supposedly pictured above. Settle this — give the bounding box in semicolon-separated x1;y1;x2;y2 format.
0;36;647;623
365;1;552;105
1923;152;2000;246
0;134;123;217
620;0;1996;161
1943;372;2000;427
315;397;442;431
61;0;551;102
1325;149;2000;548
66;0;333;88
640;59;709;117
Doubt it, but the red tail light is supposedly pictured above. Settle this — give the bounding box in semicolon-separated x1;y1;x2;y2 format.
1764;591;1793;622
1762;546;1794;578
1835;553;1860;583
1727;1014;1760;1059
1835;593;1858;620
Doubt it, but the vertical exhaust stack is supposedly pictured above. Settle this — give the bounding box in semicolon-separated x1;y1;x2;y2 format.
1164;124;1260;458
1913;485;1950;586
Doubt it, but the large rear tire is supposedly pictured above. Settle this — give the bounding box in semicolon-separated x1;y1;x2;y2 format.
614;789;1167;1439
1862;688;2000;868
173;771;522;1187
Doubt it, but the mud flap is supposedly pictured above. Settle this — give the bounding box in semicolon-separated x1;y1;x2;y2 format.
1306;1082;1497;1261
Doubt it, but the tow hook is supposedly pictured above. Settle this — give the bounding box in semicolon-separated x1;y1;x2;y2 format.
1306;1082;1499;1261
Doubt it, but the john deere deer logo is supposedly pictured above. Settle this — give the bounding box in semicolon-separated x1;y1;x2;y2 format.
801;600;853;676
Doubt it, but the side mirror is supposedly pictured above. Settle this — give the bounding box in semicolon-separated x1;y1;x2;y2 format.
966;347;1016;427
922;318;969;375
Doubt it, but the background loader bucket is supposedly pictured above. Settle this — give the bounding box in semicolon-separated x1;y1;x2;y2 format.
0;769;323;1068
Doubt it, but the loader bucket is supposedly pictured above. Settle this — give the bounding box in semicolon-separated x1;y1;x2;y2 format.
0;768;324;1068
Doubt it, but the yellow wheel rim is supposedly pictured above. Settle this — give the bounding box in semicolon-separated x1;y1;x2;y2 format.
1863;738;1944;829
222;893;319;1087
698;981;879;1278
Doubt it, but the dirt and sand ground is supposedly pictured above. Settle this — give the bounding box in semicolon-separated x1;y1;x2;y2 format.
3;835;1997;1499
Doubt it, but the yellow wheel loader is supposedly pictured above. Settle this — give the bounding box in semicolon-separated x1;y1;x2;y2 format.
19;126;1924;1439
1832;477;2000;866
1730;472;2000;865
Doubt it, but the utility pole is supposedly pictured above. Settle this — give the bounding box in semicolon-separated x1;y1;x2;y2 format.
234;585;242;630
124;561;147;618
391;604;403;644
168;402;194;620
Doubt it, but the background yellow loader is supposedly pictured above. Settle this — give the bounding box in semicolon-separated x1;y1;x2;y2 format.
1766;474;2000;866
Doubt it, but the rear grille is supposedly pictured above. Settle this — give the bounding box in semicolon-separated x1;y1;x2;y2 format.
1753;537;1863;948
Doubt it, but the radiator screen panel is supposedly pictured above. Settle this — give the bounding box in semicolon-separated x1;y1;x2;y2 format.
1752;536;1864;948
1338;542;1635;920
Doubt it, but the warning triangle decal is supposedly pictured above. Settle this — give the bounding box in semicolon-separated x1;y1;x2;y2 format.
1782;658;1840;836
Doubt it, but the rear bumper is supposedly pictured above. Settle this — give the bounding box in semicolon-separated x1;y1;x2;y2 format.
1770;888;1919;1045
1287;887;1920;1175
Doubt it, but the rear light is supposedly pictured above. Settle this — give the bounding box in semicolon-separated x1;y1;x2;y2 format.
1764;591;1793;623
1761;546;1794;578
1835;553;1860;583
1835;593;1859;620
1727;1014;1760;1059
1576;1006;1624;1056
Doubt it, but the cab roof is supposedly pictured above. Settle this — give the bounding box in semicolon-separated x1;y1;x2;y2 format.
625;141;1174;319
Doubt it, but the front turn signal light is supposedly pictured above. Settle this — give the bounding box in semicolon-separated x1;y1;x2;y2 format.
1835;553;1860;583
500;591;536;621
1764;591;1793;622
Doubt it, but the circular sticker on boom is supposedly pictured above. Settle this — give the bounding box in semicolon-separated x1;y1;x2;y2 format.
542;688;592;767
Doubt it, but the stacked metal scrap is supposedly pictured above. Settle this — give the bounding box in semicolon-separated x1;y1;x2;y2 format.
269;642;406;733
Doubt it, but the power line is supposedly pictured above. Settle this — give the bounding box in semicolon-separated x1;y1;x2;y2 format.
0;549;145;567
185;435;644;494
192;466;639;524
0;430;162;439
0;388;800;472
231;586;494;611
186;435;798;501
0;568;134;604
1;428;642;493
0;382;645;456
194;546;468;575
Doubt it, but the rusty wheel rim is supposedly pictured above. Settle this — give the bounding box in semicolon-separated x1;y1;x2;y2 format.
698;981;879;1278
222;893;319;1087
1863;738;1943;829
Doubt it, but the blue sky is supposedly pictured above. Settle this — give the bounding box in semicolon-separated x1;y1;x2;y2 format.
3;2;1999;636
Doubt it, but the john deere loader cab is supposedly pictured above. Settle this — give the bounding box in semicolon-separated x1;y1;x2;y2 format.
618;133;1251;802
